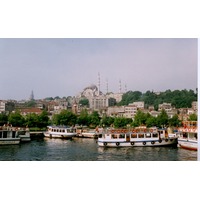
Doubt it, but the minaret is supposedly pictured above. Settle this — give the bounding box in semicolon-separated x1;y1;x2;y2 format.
98;72;100;96
30;90;34;100
106;78;108;94
125;84;127;93
119;80;122;93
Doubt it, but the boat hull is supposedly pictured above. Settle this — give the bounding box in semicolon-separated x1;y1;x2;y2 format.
44;132;76;139
98;138;178;147
178;139;197;151
0;138;21;145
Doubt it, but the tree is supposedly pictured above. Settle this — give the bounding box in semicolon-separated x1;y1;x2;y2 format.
52;110;77;126
77;109;89;126
88;111;100;128
0;113;8;126
146;116;157;127
25;113;38;127
101;116;115;127
188;113;197;121
168;114;181;127
157;109;169;128
114;117;130;128
79;98;89;107
38;110;49;128
131;110;147;127
8;111;25;127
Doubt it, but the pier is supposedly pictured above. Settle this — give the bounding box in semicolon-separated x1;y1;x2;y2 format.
30;131;44;138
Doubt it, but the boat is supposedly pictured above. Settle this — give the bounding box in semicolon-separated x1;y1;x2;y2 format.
98;126;178;147
76;127;103;138
44;126;77;139
78;129;99;138
178;121;197;151
0;125;21;145
17;127;31;142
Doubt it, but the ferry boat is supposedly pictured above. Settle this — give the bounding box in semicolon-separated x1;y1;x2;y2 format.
17;127;31;142
178;121;197;151
44;126;77;139
98;127;178;147
0;125;21;145
76;127;103;139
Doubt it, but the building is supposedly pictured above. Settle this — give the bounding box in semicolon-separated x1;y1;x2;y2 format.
107;106;125;117
192;101;198;112
129;101;145;110
20;108;43;116
0;101;5;113
158;103;173;112
124;105;137;118
0;100;15;113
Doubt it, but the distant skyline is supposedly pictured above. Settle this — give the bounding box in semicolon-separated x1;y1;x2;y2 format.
0;38;197;100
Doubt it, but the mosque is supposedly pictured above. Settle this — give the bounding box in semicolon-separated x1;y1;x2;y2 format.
75;73;125;111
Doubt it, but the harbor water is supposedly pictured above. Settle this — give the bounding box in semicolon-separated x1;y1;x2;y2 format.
0;137;197;161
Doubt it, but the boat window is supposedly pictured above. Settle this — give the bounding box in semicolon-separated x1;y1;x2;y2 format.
119;134;125;138
152;133;158;138
3;131;7;138
0;132;2;138
99;134;102;138
131;133;137;138
138;134;144;138
112;134;118;139
145;133;151;138
194;133;197;139
183;133;187;138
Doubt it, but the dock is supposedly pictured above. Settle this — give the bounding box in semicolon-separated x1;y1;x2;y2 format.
30;131;45;138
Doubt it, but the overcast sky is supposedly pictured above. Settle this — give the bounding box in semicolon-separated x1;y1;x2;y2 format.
0;38;197;100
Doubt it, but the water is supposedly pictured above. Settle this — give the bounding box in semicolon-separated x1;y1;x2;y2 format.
0;137;197;161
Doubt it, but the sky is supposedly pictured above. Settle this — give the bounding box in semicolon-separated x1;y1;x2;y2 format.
0;38;197;100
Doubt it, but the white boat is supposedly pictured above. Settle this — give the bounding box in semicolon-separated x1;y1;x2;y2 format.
0;126;20;145
80;130;99;138
98;127;178;147
44;126;77;139
178;121;197;151
17;128;31;142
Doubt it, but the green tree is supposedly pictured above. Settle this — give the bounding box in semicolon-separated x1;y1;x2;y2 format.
157;109;169;128
8;111;25;127
79;98;89;107
188;113;197;121
131;110;147;127
169;114;181;127
146;116;157;127
38;110;49;128
114;117;130;128
88;111;100;128
101;116;115;127
0;113;8;126
77;109;89;126
52;110;77;126
25;113;38;127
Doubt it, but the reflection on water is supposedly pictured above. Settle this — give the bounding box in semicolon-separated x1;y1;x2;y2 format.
0;137;197;161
